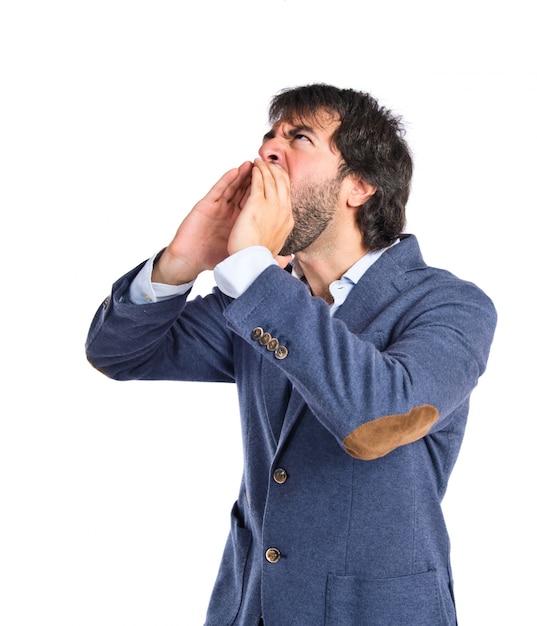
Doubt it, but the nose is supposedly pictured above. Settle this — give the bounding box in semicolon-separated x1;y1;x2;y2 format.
258;136;285;164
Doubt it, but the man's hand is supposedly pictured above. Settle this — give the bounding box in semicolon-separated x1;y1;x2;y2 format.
152;161;253;285
227;159;294;259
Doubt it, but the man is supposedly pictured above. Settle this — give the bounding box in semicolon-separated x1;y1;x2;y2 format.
86;84;497;625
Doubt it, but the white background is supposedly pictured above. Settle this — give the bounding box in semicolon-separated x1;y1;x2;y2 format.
1;1;535;624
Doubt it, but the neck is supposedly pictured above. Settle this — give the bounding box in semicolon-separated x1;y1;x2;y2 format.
295;237;368;303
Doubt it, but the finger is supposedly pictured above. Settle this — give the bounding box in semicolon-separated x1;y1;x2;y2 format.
226;161;253;197
205;162;253;204
230;162;254;204
238;184;252;210
253;159;290;200
249;162;265;196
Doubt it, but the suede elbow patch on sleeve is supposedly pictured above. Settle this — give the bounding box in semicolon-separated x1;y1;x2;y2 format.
342;405;440;460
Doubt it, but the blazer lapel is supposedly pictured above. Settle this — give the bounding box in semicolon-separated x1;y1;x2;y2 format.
277;385;308;451
335;234;425;332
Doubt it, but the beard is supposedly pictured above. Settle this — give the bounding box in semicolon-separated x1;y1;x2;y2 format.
279;175;342;256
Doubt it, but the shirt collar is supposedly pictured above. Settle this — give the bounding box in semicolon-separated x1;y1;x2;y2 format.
291;239;399;285
291;239;400;315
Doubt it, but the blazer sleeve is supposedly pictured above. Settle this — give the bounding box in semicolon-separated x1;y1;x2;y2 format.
85;263;237;383
222;264;497;460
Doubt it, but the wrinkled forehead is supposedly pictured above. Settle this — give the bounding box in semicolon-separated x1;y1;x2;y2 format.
270;105;341;134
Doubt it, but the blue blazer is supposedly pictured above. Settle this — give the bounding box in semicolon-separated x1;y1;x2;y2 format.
86;235;497;625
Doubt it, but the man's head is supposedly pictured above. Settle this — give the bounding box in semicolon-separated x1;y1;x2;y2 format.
267;84;413;250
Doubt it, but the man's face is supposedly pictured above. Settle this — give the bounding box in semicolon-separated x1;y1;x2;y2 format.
258;111;342;185
258;112;345;254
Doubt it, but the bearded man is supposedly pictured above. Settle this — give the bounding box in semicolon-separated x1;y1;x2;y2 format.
86;84;496;625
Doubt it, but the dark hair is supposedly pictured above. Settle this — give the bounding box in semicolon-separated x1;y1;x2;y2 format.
269;84;413;250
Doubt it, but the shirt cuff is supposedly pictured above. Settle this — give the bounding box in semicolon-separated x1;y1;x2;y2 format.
214;246;278;298
129;252;194;304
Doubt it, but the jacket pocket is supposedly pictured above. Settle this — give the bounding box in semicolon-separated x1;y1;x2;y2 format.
325;569;455;626
204;502;252;626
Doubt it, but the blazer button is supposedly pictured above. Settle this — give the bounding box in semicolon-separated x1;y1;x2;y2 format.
273;468;288;484
265;547;281;563
259;332;272;346
251;327;264;341
267;337;279;352
274;345;288;360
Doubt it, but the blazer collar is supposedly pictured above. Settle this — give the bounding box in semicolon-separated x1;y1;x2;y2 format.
334;234;427;333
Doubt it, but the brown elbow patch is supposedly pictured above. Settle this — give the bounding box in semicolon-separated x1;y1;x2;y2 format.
343;404;439;460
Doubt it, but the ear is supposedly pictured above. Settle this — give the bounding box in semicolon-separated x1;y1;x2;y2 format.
345;176;377;208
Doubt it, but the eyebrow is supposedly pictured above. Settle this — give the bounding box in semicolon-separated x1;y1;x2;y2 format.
262;124;318;142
